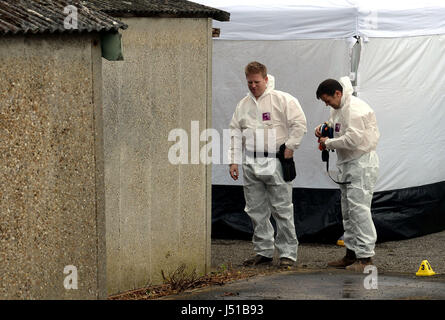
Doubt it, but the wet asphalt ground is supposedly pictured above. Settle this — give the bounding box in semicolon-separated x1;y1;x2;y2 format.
164;270;445;300
165;230;445;300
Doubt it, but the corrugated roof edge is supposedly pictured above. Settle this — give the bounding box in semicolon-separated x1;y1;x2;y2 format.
84;0;230;22
0;0;128;36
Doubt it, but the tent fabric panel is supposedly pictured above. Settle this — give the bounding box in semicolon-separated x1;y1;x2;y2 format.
210;4;356;40
195;0;445;40
211;39;350;188
356;34;445;191
357;2;445;38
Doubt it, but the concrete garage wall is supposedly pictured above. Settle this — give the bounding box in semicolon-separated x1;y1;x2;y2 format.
0;34;106;299
102;18;213;295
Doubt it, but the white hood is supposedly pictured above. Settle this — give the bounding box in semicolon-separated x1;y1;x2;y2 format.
266;74;275;91
247;74;275;100
339;76;354;97
339;76;354;108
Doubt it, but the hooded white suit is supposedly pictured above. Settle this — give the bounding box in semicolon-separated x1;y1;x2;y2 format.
229;75;307;261
325;77;380;258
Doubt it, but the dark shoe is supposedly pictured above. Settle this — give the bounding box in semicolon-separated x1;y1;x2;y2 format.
327;249;356;268
279;257;295;268
346;257;373;272
243;255;273;266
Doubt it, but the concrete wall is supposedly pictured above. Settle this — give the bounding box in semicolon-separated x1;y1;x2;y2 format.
0;34;106;299
102;17;213;295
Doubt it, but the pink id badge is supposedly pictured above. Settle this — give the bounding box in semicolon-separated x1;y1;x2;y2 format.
335;123;341;132
262;112;271;121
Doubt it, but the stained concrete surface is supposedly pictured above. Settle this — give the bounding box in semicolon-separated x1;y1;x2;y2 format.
164;230;445;300
102;17;213;295
164;270;445;300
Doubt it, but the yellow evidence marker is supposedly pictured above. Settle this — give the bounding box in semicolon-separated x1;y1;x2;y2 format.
416;260;436;276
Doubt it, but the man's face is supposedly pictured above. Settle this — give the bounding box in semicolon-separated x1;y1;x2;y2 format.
246;73;268;98
320;90;342;109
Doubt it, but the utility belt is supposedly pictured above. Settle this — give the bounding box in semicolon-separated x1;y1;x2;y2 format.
245;150;279;158
245;144;296;182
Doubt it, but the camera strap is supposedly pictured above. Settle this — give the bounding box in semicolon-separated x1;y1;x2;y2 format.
322;150;351;185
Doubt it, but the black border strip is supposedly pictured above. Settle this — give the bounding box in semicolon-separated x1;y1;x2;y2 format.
212;181;445;243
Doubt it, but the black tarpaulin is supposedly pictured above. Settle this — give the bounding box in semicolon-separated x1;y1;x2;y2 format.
211;181;445;243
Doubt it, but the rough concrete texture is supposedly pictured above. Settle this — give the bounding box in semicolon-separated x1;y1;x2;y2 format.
102;17;213;295
0;34;106;299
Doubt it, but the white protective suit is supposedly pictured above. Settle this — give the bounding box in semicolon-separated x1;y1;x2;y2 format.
324;76;380;259
229;75;307;261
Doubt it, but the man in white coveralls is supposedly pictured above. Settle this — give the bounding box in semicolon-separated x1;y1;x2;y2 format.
316;77;380;272
228;61;307;268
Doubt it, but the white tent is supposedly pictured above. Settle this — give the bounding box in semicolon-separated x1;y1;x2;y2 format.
195;0;445;241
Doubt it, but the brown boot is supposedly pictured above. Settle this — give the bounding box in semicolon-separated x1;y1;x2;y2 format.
346;257;373;272
243;254;273;266
327;249;356;268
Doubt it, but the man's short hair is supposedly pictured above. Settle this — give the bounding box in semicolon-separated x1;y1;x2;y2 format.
316;79;343;99
245;61;267;78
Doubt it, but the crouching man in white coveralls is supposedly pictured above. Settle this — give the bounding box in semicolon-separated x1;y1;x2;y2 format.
316;77;380;272
228;61;307;268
